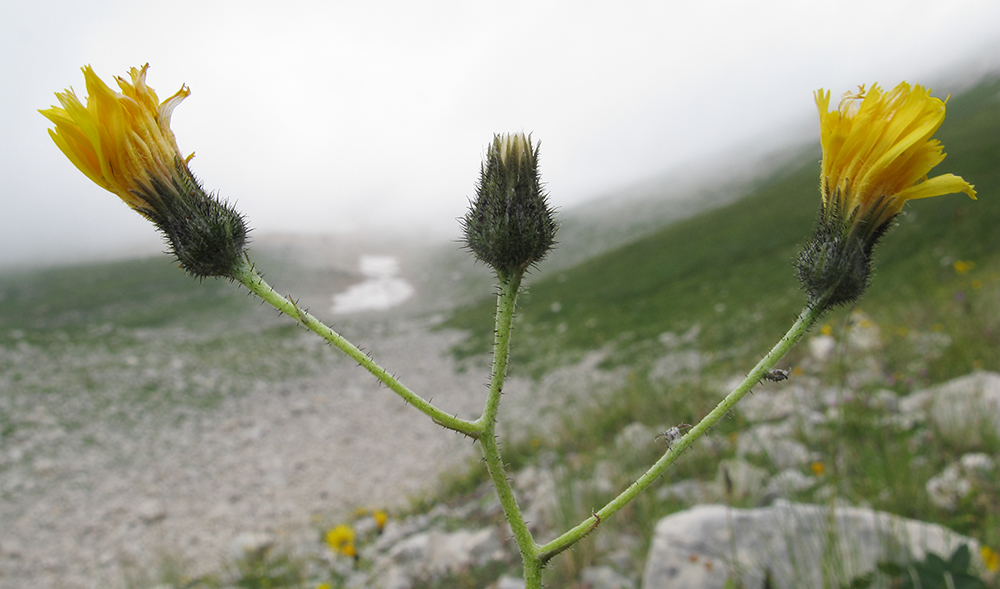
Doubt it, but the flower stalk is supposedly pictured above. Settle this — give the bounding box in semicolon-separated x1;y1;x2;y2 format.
536;299;828;565
473;268;543;586
231;258;480;438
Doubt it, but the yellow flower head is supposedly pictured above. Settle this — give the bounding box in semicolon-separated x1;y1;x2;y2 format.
815;82;976;240
40;64;191;215
41;65;248;278
325;524;356;558
798;82;976;309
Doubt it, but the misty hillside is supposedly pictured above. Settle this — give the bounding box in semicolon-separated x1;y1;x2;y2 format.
2;75;1000;589
543;139;817;272
446;74;1000;382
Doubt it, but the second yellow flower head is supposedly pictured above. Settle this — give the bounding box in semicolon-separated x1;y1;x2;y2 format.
797;81;977;309
815;82;976;240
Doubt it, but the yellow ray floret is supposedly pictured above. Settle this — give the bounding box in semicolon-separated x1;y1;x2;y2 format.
815;82;976;237
40;64;191;214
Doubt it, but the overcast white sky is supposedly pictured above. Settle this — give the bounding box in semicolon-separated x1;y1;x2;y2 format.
3;0;1000;269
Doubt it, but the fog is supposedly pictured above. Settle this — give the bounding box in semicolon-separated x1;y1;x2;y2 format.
3;0;1000;269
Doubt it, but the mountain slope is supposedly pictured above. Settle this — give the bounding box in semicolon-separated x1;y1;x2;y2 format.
446;76;1000;382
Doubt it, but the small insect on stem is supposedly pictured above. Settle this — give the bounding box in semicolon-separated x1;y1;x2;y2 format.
587;509;602;532
655;424;692;447
762;368;789;383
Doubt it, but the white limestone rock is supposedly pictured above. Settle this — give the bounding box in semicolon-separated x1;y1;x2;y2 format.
490;575;527;589
371;527;505;589
765;469;817;498
716;459;769;502
641;501;983;589
900;371;1000;445
230;532;275;561
736;422;812;470
582;565;636;589
926;452;996;510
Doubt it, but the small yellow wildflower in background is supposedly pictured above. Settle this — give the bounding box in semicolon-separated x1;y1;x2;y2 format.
810;461;826;477
325;525;356;558
820;324;833;336
316;583;332;589
981;546;1000;573
954;260;976;275
373;509;388;532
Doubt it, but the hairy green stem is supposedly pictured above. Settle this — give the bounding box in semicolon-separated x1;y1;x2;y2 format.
474;270;543;588
480;431;543;587
537;301;827;564
232;258;480;438
475;270;523;432
237;249;826;585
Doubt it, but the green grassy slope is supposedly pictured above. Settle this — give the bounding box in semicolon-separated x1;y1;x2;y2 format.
446;76;1000;383
0;257;250;334
0;256;330;422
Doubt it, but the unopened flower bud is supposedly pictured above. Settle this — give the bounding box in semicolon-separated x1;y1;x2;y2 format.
41;64;248;279
797;82;975;309
461;133;558;278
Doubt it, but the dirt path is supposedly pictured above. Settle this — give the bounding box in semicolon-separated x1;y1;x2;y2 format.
0;235;503;588
0;233;625;588
3;318;489;587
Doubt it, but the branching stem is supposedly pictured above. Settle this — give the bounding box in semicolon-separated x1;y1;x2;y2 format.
232;258;480;438
236;253;828;588
536;301;828;565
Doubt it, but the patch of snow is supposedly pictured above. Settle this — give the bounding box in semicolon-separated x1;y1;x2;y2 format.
331;255;415;314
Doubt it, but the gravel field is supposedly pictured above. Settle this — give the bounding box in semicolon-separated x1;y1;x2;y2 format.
0;235;543;588
1;322;498;588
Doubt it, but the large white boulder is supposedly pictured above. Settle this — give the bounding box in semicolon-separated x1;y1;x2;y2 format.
641;501;982;589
